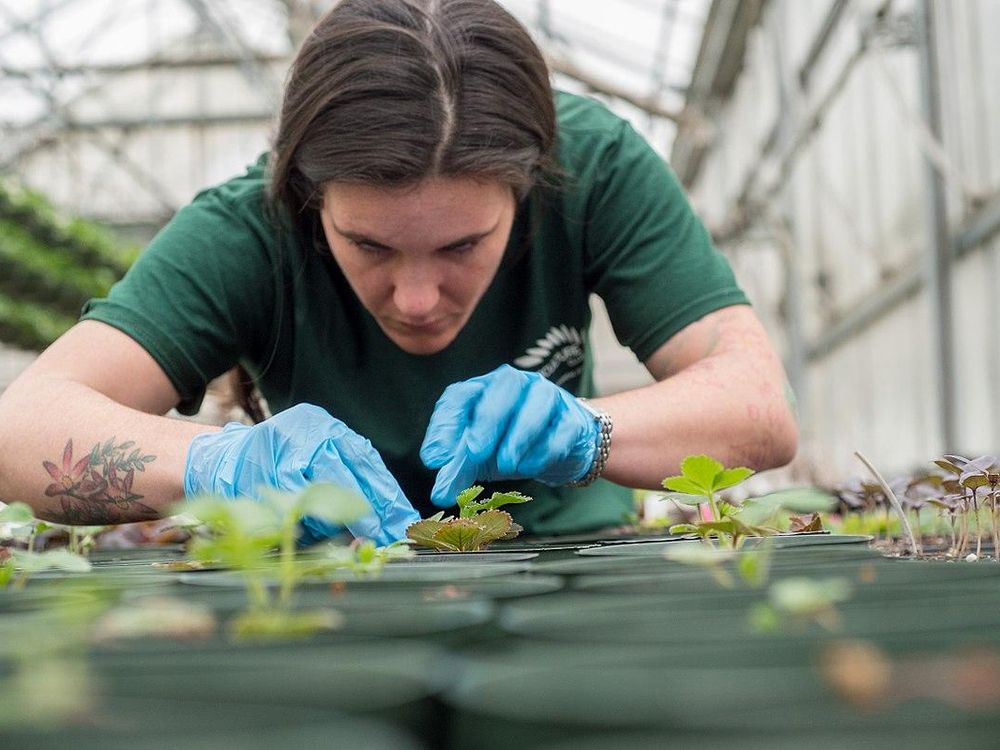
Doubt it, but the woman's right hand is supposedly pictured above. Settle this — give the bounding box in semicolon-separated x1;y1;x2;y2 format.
183;403;419;546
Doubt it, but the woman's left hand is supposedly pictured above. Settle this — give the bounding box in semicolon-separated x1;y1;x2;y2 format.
420;365;600;508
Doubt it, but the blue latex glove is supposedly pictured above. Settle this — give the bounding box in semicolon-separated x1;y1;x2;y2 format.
420;365;600;508
184;403;420;546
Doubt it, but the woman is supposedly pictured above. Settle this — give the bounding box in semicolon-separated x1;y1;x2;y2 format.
0;0;797;545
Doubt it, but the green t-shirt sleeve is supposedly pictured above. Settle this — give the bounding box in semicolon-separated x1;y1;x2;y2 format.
579;120;749;362
80;186;279;413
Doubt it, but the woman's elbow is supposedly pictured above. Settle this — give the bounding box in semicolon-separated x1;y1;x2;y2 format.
755;406;799;471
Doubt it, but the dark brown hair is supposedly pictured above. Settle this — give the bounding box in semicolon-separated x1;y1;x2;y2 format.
268;0;557;232
239;0;558;423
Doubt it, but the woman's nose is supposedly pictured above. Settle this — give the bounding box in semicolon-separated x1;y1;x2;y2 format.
392;265;441;318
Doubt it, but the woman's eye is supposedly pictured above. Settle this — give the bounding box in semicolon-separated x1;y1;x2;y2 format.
444;241;476;255
354;241;388;254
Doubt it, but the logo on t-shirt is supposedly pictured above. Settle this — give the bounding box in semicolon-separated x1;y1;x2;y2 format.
513;325;585;386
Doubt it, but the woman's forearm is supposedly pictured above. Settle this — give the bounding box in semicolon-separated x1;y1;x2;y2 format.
593;363;797;490
592;306;798;489
0;374;216;524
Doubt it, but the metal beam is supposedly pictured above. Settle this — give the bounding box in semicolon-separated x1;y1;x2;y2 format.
648;0;681;101
916;0;956;451
18;111;276;132
0;0;80;44
0;54;289;78
798;0;850;91
182;0;281;106
708;0;896;242
550;56;682;123
671;0;766;185
806;189;1000;363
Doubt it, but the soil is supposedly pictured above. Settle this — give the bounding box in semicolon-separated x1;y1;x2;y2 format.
872;536;999;562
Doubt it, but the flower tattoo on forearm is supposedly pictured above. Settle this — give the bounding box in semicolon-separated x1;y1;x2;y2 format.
42;438;158;524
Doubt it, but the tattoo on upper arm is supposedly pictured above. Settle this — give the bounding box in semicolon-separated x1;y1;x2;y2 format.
41;438;158;524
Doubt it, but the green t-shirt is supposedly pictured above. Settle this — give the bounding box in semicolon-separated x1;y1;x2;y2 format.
81;91;748;535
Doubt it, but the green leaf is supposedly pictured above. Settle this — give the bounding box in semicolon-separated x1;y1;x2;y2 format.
354;540;377;565
661;477;708;496
483;491;532;512
500;520;524;541
769;577;852;615
406;518;449;548
737;547;771;588
258;488;298;519
0;563;13;588
0;502;35;524
659;492;705;507
698;519;742;535
933;459;963;476
718;501;741;517
472;510;514;546
747;602;781;633
11;549;91;573
753;487;837;514
459;489;532;518
713;467;754;492
663;544;735;566
36;548;92;573
668;523;699;534
431;519;491;552
182;496;280;537
295;484;371;525
732;500;781;528
680;455;724;491
455;485;485;511
962;475;989;490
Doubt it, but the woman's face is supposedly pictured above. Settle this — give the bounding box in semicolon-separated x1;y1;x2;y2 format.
320;177;516;355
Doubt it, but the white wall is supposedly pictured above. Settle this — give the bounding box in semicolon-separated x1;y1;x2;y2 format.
685;0;1000;484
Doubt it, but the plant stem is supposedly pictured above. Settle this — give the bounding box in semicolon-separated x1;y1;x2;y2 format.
992;491;999;559
245;573;270;611
279;518;297;608
973;490;983;558
958;501;969;557
854;452;919;556
707;491;720;522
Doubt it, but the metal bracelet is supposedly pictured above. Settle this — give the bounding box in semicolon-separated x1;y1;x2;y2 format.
566;400;613;488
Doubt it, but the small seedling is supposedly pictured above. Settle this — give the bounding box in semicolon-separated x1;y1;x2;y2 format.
661;455;836;549
748;576;853;633
663;541;772;589
308;537;415;579
0;502;93;589
177;483;371;638
839;452;1000;560
406;486;532;552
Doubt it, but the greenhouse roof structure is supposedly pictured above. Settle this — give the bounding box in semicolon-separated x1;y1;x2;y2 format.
0;0;711;231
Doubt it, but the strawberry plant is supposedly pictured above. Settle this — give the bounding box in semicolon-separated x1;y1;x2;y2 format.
406;486;532;552
178;483;373;638
662;455;836;549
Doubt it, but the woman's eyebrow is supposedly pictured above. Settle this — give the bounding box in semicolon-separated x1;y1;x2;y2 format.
330;219;500;250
